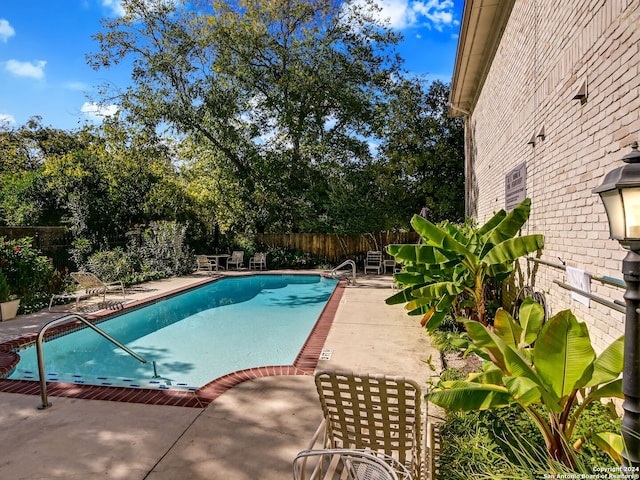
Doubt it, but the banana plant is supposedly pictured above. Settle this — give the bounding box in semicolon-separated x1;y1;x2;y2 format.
386;198;544;331
428;298;625;468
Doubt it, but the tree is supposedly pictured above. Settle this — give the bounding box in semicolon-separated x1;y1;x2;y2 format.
0;118;96;226
378;79;465;223
89;0;404;232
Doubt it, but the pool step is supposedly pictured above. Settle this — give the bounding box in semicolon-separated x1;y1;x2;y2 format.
15;370;199;392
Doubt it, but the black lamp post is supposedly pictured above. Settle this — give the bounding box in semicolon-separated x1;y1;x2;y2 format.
593;141;640;467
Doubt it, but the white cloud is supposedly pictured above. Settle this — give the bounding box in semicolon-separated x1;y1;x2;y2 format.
357;0;457;31
81;102;119;120
0;113;16;125
65;81;90;91
104;0;181;18
412;0;456;30
5;59;46;79
0;19;15;42
102;0;126;17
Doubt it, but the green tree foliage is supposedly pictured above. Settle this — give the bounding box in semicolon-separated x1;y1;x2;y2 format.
36;119;189;239
1;2;466;240
0;118;95;226
378;79;465;223
88;0;411;232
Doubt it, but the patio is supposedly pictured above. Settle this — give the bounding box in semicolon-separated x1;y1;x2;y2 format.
0;272;439;480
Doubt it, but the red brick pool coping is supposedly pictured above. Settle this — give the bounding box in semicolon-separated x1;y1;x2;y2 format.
0;274;346;408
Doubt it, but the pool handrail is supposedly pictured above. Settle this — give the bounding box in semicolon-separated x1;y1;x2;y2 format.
36;313;148;410
330;259;357;285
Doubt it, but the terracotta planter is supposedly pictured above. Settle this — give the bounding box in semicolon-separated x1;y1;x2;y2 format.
0;299;20;321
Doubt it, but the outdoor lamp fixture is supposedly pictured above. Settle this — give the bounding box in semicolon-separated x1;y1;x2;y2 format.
593;141;640;467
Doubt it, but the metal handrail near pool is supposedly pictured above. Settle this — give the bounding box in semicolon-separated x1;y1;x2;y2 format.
330;259;357;284
36;313;149;410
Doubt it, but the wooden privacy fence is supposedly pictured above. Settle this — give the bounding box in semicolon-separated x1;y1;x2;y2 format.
256;231;419;264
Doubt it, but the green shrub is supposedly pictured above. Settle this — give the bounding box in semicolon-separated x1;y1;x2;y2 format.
439;367;467;382
135;221;194;277
80;221;192;285
0;270;11;302
260;245;328;269
86;247;140;284
0;236;57;313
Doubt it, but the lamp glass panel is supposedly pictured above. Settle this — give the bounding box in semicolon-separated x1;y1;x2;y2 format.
600;190;625;239
622;187;640;239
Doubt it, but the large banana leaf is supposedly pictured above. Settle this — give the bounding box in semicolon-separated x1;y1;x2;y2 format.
584;379;623;402
387;243;458;267
411;280;464;300
410;215;471;257
477;209;507;237
532;310;595;400
385;283;429;305
428;381;513;411
504;376;543;405
493;308;523;348
422;295;455;330
481;198;532;252
517;298;545;346
393;271;433;286
482;235;544;265
493;299;544;349
591;432;624;464
465;321;537;379
586;335;624;387
467;362;504;385
446;223;470;246
464;320;562;410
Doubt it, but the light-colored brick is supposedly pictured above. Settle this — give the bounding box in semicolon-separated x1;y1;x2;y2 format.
458;0;640;349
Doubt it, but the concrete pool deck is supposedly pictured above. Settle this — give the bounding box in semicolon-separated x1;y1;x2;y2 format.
0;271;440;480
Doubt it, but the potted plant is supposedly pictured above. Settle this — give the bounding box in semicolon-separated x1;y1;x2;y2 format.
0;270;20;321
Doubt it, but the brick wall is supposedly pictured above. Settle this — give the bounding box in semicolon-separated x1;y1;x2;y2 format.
466;0;640;351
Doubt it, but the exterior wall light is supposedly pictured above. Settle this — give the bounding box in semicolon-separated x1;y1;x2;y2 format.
593;141;640;467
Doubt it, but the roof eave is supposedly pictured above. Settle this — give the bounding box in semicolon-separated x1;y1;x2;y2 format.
448;0;516;118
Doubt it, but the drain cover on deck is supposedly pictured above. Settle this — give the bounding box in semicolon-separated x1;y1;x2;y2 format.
319;349;333;360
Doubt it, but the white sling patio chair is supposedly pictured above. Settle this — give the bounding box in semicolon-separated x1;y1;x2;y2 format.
249;252;267;270
196;254;218;271
227;250;244;269
364;251;383;275
294;370;426;480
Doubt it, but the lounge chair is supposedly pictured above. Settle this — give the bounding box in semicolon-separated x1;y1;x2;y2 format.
48;272;125;311
249;252;267;270
70;272;125;297
295;370;426;480
227;250;244;269
364;251;383;275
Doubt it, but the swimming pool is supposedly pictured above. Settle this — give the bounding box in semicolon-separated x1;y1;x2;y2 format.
7;274;338;393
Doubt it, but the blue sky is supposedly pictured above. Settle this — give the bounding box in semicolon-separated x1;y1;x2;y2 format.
0;0;462;131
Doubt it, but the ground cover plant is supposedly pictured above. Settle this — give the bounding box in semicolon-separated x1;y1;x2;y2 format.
428;298;625;469
436;402;620;480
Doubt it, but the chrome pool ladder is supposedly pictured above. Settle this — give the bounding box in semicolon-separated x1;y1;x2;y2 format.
35;313;148;410
330;259;357;285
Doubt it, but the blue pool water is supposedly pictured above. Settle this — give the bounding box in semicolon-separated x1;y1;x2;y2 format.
8;275;337;391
